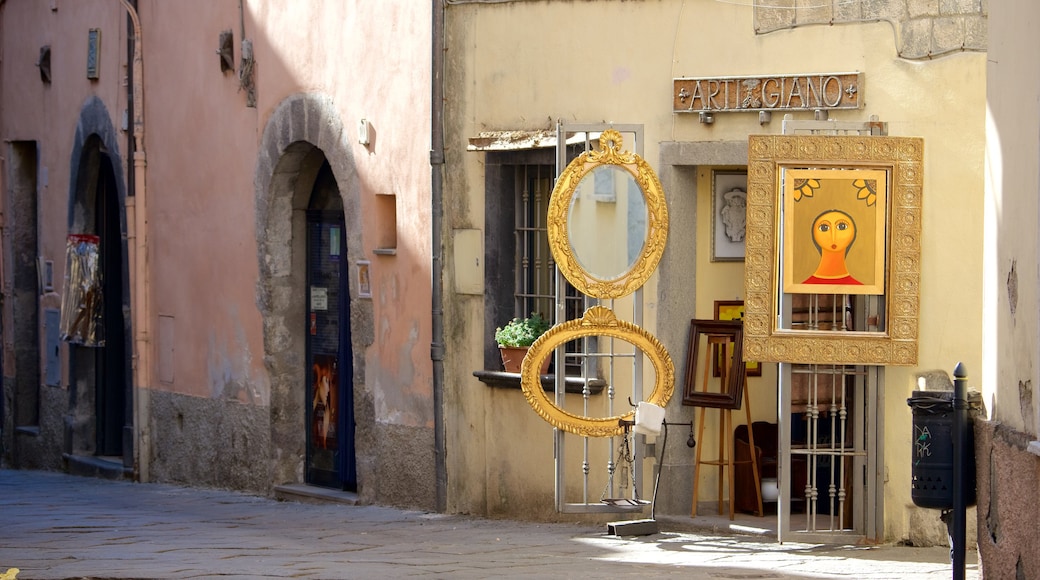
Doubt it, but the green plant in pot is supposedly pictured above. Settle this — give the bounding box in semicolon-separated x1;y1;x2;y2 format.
495;313;552;373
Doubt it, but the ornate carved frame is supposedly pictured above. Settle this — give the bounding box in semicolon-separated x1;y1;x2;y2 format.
547;129;669;300
521;306;675;437
743;134;924;366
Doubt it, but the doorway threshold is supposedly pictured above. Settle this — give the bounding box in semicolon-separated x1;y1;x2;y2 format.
274;483;359;506
63;453;131;480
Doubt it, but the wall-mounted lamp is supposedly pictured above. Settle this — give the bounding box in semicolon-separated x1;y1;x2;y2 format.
358;118;372;145
759;111;772;125
699;111;714;125
239;39;256;108
217;30;234;73
37;45;52;84
814;109;828;121
86;28;100;80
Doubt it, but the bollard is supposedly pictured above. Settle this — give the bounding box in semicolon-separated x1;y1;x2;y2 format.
951;363;967;580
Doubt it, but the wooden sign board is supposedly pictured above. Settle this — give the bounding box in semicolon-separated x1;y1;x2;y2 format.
673;72;862;113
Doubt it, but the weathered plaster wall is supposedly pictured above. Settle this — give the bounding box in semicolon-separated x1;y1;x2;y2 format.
1;0;436;510
0;0;128;470
138;0;435;507
979;1;1040;576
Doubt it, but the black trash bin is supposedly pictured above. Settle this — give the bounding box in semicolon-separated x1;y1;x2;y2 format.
907;391;976;509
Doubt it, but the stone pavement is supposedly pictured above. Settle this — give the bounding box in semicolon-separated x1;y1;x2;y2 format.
0;468;978;579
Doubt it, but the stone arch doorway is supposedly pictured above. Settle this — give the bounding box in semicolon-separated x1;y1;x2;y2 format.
255;94;371;494
65;97;133;477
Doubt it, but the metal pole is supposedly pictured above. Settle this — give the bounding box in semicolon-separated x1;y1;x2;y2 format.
951;362;967;580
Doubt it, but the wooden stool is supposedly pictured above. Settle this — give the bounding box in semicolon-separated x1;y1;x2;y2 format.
691;334;763;519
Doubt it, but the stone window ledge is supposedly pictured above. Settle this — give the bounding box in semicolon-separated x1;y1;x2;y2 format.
1028;440;1040;457
473;370;605;395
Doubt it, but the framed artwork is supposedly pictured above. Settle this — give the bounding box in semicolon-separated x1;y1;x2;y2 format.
357;260;372;299
713;300;762;377
782;168;887;295
743;134;924;366
682;319;746;409
711;170;748;262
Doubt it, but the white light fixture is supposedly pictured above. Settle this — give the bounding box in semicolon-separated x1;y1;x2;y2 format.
358;118;371;145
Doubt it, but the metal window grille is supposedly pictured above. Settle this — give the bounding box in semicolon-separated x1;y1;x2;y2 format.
512;164;584;372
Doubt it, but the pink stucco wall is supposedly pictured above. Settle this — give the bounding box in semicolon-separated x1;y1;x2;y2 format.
1;0;435;506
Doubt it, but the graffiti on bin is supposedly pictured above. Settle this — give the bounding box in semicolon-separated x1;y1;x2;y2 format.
915;425;932;461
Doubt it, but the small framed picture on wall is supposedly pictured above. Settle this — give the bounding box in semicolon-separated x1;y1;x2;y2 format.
357;260;372;299
714;300;762;377
711;169;748;262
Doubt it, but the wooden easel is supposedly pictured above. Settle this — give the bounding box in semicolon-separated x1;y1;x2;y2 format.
691;334;763;519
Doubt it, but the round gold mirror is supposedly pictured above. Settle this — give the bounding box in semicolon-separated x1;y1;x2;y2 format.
520;306;675;438
548;129;668;299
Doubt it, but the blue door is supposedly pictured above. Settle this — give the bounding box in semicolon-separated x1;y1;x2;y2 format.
305;212;356;491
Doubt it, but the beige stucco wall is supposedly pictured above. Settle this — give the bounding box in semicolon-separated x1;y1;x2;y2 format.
978;2;1040;577
443;0;986;542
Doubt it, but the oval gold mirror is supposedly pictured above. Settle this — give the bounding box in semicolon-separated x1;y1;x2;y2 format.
520;306;675;438
548;129;668;299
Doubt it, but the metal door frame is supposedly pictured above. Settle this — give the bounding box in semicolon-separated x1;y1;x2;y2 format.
552;123;651;514
778;362;883;543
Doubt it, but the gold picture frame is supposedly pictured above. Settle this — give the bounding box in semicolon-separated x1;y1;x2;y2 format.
547;129;669;300
520;306;675;438
743;134;923;366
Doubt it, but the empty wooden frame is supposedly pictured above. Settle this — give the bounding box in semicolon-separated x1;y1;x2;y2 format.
682;319;746;409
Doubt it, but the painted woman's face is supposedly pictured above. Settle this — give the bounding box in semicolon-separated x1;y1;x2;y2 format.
812;210;856;253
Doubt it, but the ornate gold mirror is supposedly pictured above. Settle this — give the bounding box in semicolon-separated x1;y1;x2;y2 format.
547;129;668;300
520;307;675;438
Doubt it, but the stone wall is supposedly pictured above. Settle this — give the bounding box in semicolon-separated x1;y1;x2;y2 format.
973;420;1040;579
755;0;987;59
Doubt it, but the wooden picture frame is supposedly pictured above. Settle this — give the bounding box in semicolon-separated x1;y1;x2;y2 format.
711;169;748;262
682;319;746;409
713;300;761;377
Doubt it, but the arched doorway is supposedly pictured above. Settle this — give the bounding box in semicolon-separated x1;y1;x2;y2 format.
254;93;371;497
65;97;133;477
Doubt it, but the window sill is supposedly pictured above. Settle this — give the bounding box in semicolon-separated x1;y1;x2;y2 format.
1028;440;1040;457
473;370;605;395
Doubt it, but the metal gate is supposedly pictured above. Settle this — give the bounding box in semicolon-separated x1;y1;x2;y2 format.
775;116;887;543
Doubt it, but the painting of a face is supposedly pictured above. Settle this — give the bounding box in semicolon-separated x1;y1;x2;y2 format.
812;210;856;255
782;168;887;295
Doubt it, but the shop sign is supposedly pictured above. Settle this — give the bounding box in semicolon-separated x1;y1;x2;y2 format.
673;72;862;114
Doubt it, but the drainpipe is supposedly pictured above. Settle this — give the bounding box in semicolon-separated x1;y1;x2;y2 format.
430;0;447;512
118;0;151;482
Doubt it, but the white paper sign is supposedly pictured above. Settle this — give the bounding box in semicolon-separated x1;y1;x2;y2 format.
310;286;328;311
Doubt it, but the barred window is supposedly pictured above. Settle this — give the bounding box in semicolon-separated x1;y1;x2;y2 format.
483;150;582;372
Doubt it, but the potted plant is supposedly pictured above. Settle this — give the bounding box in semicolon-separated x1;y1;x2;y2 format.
495;313;552;373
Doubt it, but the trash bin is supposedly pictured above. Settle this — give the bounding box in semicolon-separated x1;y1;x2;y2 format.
907;391;976;509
